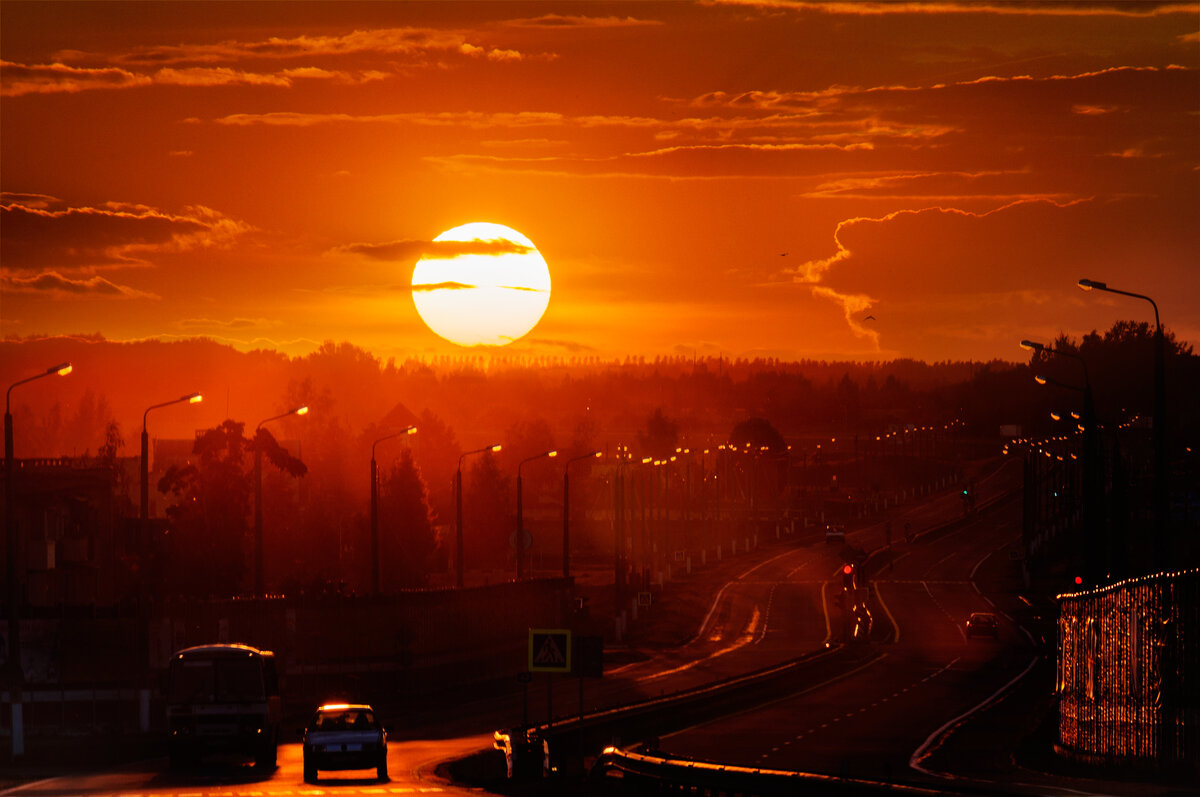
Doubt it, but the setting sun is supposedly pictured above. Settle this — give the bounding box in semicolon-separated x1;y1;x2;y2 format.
410;223;551;347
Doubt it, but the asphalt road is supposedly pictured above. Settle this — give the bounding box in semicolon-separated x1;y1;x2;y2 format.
3;457;1057;797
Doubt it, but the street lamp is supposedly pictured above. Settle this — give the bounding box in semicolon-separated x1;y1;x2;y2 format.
141;393;203;524
517;450;557;580
1078;277;1168;570
456;443;501;588
5;362;72;690
370;426;417;595
254;406;308;597
562;451;601;579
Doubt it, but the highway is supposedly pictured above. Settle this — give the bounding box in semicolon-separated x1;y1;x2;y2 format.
5;457;1079;797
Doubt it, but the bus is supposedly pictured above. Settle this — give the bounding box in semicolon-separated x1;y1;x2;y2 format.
165;643;281;770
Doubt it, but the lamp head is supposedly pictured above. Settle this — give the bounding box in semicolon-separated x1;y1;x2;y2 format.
406;425;417;434
593;451;602;458
490;444;502;453
186;393;203;404
295;406;309;416
52;362;73;376
642;457;652;464
1050;411;1061;421
1034;375;1048;386
1078;278;1105;291
547;450;558;458
1019;340;1044;352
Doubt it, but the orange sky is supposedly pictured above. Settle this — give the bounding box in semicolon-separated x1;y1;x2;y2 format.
2;1;1197;363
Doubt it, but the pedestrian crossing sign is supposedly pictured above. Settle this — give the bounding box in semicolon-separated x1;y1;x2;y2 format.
528;628;572;673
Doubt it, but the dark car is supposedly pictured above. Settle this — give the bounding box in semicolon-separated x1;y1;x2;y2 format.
965;612;1000;639
303;703;387;782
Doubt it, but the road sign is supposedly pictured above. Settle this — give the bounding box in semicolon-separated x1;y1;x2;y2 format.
638;591;652;608
528;628;571;673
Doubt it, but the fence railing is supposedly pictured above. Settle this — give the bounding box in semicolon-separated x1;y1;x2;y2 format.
1056;567;1198;771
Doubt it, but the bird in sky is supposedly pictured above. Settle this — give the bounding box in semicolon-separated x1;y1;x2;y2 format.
864;315;876;321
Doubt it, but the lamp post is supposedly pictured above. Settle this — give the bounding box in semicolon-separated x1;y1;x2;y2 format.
141;393;203;524
456;444;501;588
254;406;308;597
562;451;601;579
370;425;417;595
517;450;557;580
1078;278;1168;570
5;362;72;693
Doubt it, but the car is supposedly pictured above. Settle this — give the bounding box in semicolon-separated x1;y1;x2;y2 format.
965;612;1000;639
824;524;845;544
302;703;387;782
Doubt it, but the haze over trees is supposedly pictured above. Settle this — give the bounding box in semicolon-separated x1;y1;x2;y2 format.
2;320;1195;595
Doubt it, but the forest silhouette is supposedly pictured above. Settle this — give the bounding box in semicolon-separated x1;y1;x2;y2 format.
2;323;1193;595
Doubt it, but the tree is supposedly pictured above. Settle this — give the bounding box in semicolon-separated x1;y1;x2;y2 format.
158;420;306;597
729;417;786;451
463;451;512;571
378;447;437;588
638;408;679;460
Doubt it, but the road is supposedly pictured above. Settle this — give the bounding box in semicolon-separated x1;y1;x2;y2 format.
3;458;1036;797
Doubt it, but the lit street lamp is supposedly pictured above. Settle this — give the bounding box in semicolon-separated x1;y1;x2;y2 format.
1078;278;1168;570
1027;339;1103;583
370;426;416;595
141;393;203;524
517;450;557;580
456;444;501;588
5;361;72;694
254;406;308;597
562;451;601;579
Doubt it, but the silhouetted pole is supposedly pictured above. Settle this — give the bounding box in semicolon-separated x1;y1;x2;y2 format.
1078;279;1168;570
5;363;71;697
563;451;601;579
456;443;501;588
254;405;308;597
517;449;557;580
370;426;417;594
141;393;203;525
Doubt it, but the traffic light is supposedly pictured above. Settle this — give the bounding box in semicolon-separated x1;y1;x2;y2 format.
842;563;854;589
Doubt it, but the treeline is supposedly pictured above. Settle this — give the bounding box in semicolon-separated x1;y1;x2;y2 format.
3;322;1195;595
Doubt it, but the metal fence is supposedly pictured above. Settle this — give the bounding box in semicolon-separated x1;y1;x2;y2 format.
1057;567;1199;771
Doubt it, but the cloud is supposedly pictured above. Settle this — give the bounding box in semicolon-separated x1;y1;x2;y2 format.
177;317;275;330
504;14;664;28
0;195;252;271
1;270;158;299
707;1;1197;17
1;59;388;96
790;195;1199;359
334;237;533;262
410;281;476;292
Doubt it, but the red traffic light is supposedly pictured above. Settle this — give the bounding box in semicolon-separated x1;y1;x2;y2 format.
1074;576;1083;585
842;564;853;575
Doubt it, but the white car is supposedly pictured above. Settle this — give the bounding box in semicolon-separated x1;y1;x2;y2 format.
302;703;387;782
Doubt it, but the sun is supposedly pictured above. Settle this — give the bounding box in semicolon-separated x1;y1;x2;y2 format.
411;222;551;347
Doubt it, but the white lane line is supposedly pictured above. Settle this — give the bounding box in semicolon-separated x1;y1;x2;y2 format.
909;655;1040;777
874;581;900;644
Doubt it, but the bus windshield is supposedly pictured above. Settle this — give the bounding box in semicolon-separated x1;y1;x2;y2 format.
170;656;265;703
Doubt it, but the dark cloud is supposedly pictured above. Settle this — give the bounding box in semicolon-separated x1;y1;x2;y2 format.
1;270;158;299
335;237;534;262
410;281;477;292
0;199;247;271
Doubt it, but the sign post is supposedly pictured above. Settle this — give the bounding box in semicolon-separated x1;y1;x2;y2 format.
529;628;571;728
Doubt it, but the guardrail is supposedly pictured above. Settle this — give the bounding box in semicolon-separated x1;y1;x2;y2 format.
492;642;886;780
591;746;958;796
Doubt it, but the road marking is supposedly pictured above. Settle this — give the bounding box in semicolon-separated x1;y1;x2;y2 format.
910;655;1040;778
874;581;899;644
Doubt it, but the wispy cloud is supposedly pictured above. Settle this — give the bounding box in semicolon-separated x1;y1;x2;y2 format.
707;1;1197;17
334;237;533;262
1;59;387;97
1;270;158;299
1;194;252;271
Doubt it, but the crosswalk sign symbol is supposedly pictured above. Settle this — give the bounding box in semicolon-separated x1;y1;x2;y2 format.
528;628;572;673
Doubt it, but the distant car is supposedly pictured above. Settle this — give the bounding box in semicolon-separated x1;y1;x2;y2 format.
303;703;387;782
965;612;999;639
824;525;845;544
